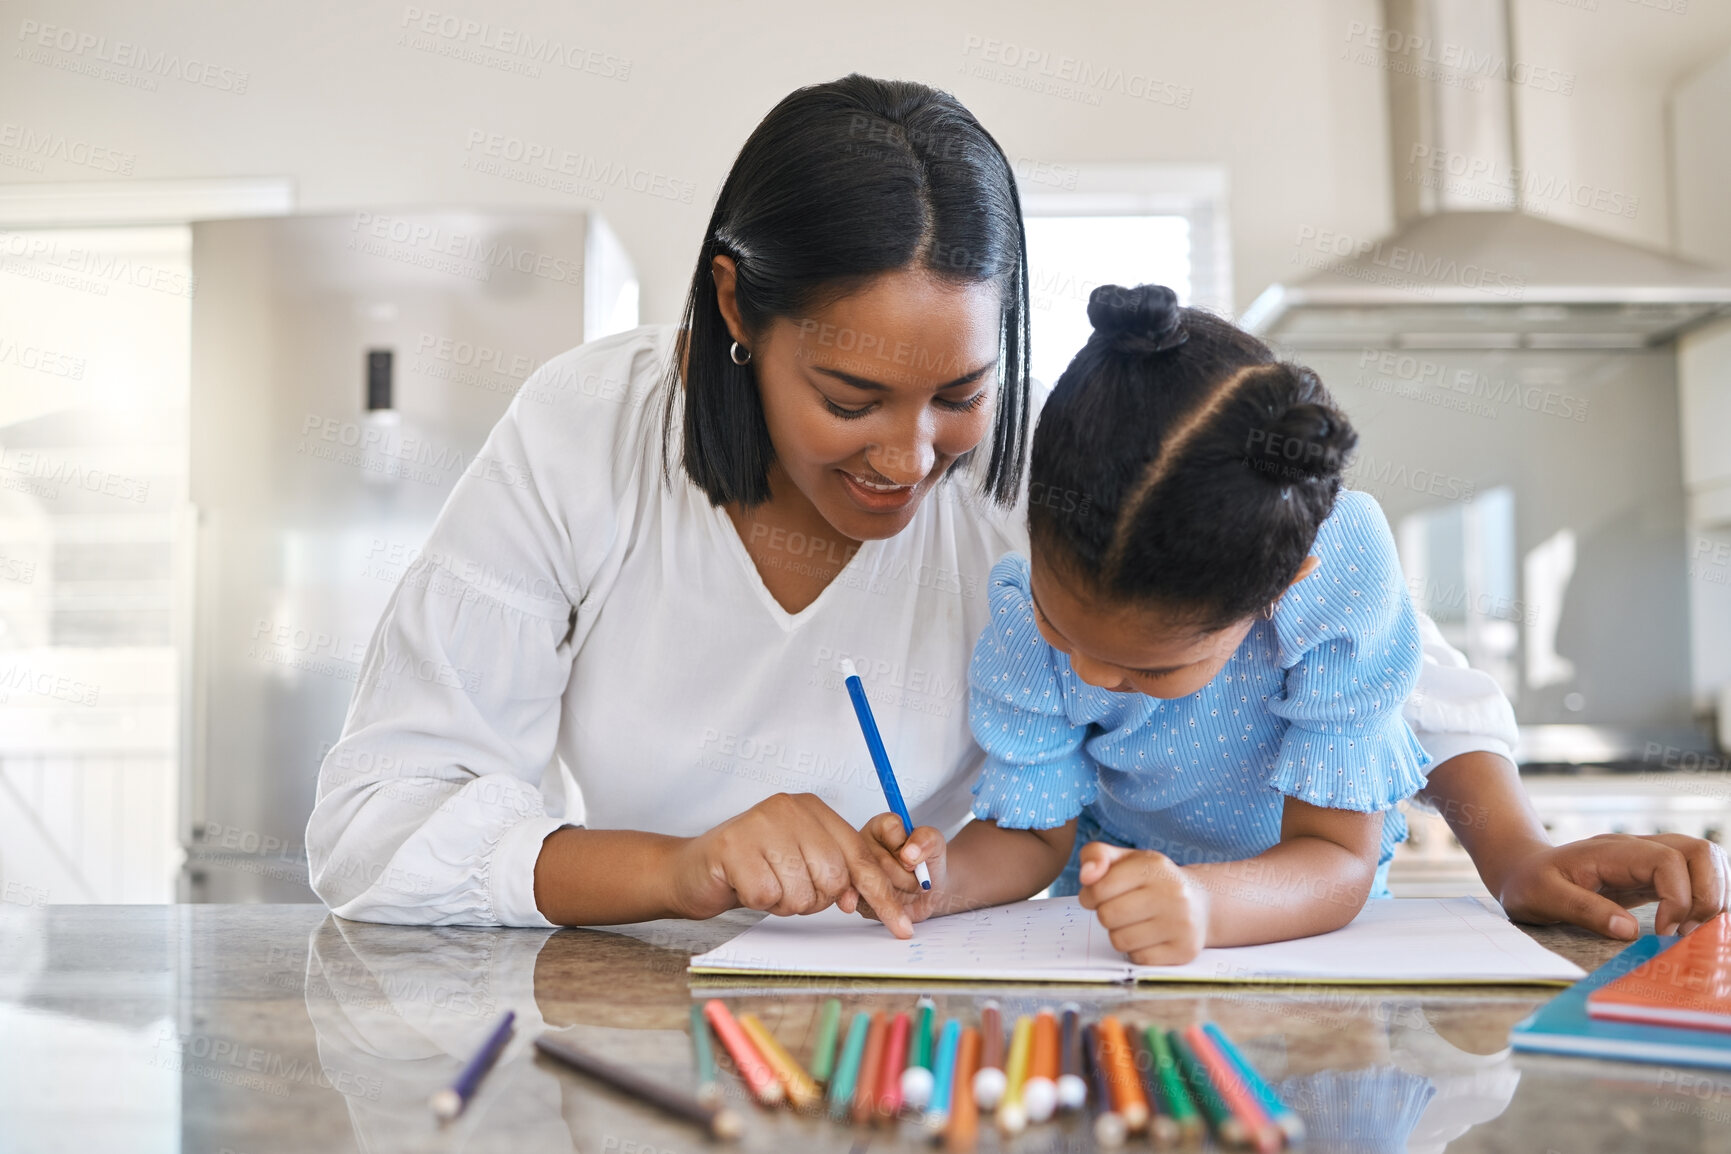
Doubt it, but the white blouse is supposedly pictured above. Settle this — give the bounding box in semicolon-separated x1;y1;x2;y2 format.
305;325;1519;927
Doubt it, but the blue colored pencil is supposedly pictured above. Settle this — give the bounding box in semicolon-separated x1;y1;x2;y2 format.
1204;1021;1306;1145
924;1018;963;1130
431;1010;515;1121
839;658;930;888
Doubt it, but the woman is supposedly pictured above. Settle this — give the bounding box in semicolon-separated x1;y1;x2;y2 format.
307;75;1725;939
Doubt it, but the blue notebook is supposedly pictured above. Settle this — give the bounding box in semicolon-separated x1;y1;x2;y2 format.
1511;935;1731;1070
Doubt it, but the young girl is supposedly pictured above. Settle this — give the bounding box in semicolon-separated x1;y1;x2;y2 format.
864;283;1434;963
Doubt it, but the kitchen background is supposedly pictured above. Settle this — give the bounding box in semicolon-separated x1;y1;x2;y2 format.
0;0;1728;907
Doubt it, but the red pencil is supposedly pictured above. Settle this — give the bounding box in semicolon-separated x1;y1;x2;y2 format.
851;1011;888;1126
703;999;783;1108
876;1011;912;1121
1183;1024;1282;1153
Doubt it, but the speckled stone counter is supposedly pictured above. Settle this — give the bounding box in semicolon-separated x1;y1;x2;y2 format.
3;902;1725;1153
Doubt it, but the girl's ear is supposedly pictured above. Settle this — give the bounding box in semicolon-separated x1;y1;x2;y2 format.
1286;554;1321;587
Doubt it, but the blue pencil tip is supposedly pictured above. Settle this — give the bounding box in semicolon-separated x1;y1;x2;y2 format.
921;880;931;890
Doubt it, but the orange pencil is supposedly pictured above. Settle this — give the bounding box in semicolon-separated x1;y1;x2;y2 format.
876;1011;912;1121
945;1026;982;1151
1023;1009;1060;1123
703;1000;783;1108
738;1013;821;1113
1183;1024;1282;1153
851;1011;888;1125
1098;1016;1150;1132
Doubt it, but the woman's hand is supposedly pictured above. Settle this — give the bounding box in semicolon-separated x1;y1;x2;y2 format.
1496;832;1730;939
668;793;916;937
854;812;952;925
1076;843;1211;965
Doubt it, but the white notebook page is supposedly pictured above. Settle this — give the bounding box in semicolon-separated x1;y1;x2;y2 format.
688;896;1586;985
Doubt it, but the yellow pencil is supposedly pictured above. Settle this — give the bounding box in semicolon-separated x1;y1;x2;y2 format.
997;1015;1035;1134
739;1013;822;1112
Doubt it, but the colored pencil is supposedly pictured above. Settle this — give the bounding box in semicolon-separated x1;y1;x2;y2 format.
1023;1009;1059;1123
1133;1027;1181;1147
535;1034;744;1140
997;1013;1034;1133
851;1011;888;1125
1148;1027;1203;1143
1204;1022;1306;1146
430;1009;515;1121
902;997;937;1109
704;1000;783;1107
689;1003;720;1106
973;1000;1007;1109
1057;1003;1087;1111
1086;1022;1127;1148
739;1013;822;1113
809;998;843;1085
925;1018;962;1130
827;1011;872;1117
1185;1024;1282;1153
945;1026;981;1151
877;1011;912;1120
1167;1029;1246;1147
1098;1015;1150;1132
839;658;930;888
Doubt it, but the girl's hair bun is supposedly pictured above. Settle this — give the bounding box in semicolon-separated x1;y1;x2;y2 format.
1086;283;1187;354
1243;367;1359;484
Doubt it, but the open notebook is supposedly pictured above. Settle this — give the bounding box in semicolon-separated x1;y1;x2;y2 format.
688;895;1585;985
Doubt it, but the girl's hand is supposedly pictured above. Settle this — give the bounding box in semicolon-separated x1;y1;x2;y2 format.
854;812;951;925
1497;832;1730;939
1077;842;1211;965
669;793;916;937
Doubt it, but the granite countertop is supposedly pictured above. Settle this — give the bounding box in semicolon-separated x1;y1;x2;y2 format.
2;902;1720;1153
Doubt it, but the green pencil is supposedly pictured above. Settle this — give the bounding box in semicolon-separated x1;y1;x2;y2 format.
809;999;844;1085
1147;1027;1201;1143
902;997;937;1109
827;1010;873;1116
1167;1030;1247;1147
690;1003;720;1106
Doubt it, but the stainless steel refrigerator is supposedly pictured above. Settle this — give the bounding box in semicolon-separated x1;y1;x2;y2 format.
185;210;635;901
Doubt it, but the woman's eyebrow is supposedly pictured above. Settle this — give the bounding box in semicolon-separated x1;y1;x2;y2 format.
812;361;996;394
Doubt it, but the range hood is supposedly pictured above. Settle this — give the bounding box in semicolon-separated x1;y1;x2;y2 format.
1243;0;1731;351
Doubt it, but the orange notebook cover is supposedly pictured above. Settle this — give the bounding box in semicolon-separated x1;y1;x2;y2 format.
1587;912;1731;1033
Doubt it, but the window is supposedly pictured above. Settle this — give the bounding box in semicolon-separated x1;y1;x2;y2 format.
1019;164;1232;386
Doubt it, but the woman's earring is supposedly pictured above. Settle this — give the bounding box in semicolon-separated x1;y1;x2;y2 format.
730;341;752;366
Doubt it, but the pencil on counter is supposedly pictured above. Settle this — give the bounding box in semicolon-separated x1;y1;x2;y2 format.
1085;1022;1127;1148
851;1011;888;1125
997;1013;1034;1133
739;1013;821;1113
902;997;937;1110
1132;1027;1180;1148
925;1018;962;1131
973;1000;1007;1110
827;1011;872;1118
430;1009;515;1122
945;1026;982;1151
1098;1015;1150;1133
1168;1029;1247;1148
809;998;843;1087
1057;1003;1087;1112
876;1011;912;1121
1149;1026;1203;1145
1184;1024;1281;1153
704;1000;783;1108
1023;1008;1059;1123
1204;1022;1306;1147
689;1004;720;1107
535;1034;744;1141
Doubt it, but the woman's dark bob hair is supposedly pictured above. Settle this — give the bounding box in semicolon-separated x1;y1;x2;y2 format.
664;74;1031;508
